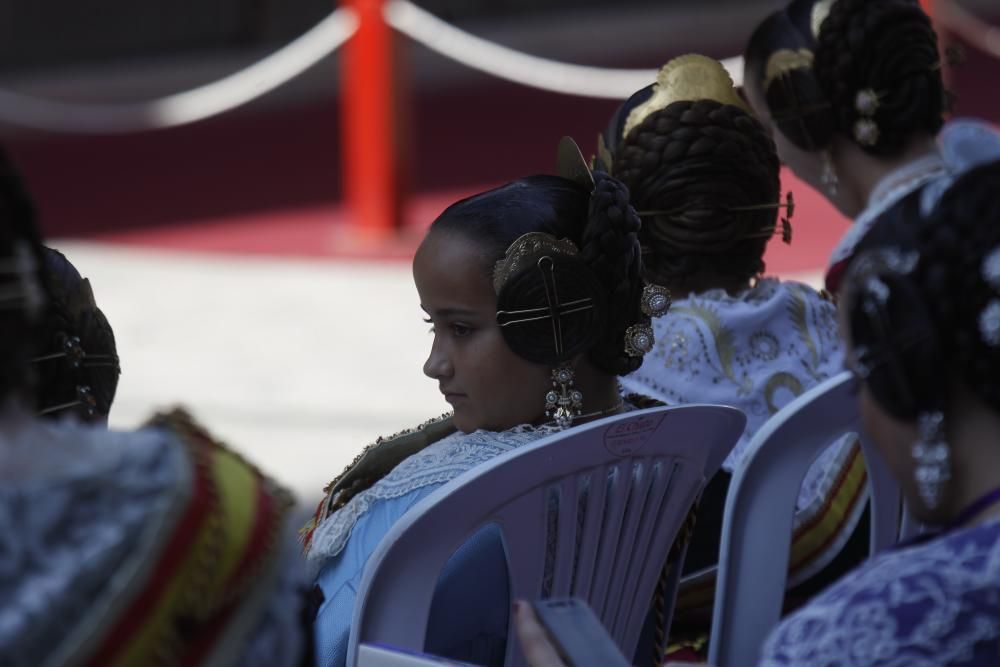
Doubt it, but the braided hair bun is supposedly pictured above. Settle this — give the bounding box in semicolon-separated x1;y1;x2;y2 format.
430;172;649;376
34;247;120;421
612;99;781;289
844;160;1000;419
580;171;646;375
813;0;945;155
745;0;945;156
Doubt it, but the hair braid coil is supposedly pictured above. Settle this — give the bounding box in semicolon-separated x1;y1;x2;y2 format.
813;0;945;155
611;99;781;289
580;171;647;375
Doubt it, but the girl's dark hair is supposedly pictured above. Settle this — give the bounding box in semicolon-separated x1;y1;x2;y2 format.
844;160;1000;419
745;0;945;156
34;247;120;421
0;148;48;405
430;173;646;376
610;99;781;289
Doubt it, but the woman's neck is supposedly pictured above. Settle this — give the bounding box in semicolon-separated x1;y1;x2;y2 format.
572;361;624;421
834;134;941;217
943;390;1000;527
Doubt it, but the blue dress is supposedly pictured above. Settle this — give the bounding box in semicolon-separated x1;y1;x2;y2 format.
307;423;561;667
761;516;1000;666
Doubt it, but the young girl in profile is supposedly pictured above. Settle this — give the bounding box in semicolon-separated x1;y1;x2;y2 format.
304;159;671;666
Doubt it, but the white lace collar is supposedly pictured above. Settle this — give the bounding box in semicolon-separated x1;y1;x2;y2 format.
827;151;945;270
828;119;1000;273
306;423;562;564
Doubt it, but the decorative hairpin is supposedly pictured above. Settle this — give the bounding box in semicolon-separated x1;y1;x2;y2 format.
37;384;98;418
850;42;957;148
492;232;581;295
762;49;816;92
981;246;1000;291
852;88;881;147
862;277;891;315
733;191;796;244
640;284;671;318
980;300;1000;347
810;0;835;39
624;54;751;141
624;323;655;357
30;334;118;369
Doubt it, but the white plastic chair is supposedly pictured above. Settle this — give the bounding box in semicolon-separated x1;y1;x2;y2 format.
346;404;746;667
707;370;902;667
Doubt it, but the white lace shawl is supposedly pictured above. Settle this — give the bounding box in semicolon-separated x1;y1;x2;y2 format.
828;118;1000;272
620;278;846;511
306;423;561;564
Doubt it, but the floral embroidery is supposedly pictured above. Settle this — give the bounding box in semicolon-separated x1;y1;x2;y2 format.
762;519;1000;666
307;424;560;563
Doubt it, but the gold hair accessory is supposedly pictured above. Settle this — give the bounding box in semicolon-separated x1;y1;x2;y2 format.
640;284;672;318
853;88;880;147
637;192;795;244
821;150;839;196
492;232;580;295
623;54;751;141
762;49;815;92
555;136;596;190
624;323;655;357
733;191;795;244
811;0;836;39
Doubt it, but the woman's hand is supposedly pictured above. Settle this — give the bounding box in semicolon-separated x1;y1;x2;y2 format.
513;598;715;667
513;600;567;667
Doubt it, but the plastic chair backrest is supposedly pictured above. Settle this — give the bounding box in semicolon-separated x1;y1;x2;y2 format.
707;371;902;667
347;404;746;667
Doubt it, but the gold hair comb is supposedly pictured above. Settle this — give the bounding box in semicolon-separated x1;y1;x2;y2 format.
622;54;751;141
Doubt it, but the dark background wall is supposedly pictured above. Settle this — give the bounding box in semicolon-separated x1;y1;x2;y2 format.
0;0;996;239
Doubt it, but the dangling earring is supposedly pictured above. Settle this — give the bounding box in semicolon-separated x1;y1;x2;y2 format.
820;150;839;198
912;411;951;510
546;364;583;429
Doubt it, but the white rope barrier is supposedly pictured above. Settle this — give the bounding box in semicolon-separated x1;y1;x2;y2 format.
385;0;743;99
0;8;358;134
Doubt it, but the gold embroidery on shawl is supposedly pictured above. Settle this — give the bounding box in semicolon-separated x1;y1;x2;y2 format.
301;413;456;551
671;303;738;385
763;372;806;414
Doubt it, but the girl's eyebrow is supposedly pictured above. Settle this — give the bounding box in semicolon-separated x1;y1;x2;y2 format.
421;307;480;318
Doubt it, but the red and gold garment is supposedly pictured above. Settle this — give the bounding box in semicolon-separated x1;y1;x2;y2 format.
0;408;305;667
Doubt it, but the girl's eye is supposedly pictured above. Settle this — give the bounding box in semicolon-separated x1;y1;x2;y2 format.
451;323;473;338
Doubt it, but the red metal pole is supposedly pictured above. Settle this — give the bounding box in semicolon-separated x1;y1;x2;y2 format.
341;0;401;236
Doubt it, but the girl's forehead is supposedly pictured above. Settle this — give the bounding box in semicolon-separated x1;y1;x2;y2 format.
414;232;496;312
